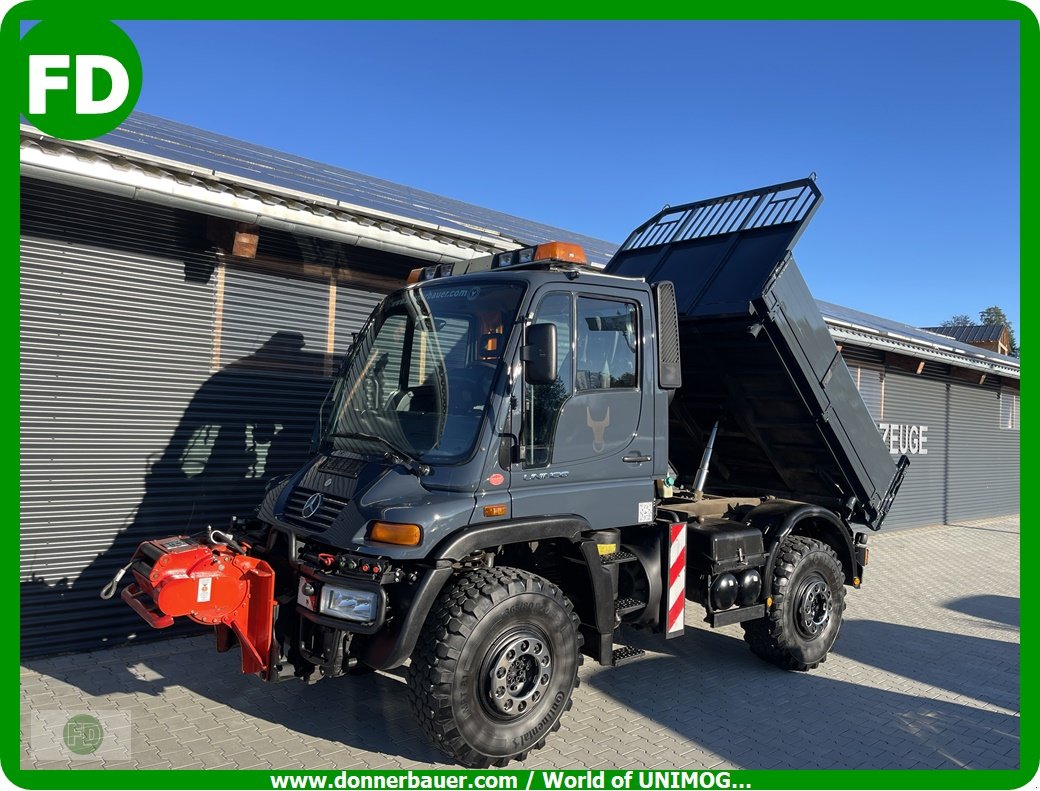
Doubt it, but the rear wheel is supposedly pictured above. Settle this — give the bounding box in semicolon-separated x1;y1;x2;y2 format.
742;535;845;671
407;567;581;767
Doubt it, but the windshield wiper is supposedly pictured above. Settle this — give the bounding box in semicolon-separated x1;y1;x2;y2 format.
327;431;431;477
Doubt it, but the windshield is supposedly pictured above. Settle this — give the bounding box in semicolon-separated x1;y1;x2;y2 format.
321;281;525;463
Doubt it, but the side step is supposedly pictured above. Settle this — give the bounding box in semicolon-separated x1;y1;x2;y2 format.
600;550;637;565
612;645;646;666
615;597;646;617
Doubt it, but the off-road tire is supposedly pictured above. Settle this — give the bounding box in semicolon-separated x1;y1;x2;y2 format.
407;567;582;767
741;535;845;671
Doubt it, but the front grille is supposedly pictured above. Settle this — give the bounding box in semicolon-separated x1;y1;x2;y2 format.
282;487;348;532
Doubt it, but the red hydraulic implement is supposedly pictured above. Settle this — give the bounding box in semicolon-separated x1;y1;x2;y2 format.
119;535;276;677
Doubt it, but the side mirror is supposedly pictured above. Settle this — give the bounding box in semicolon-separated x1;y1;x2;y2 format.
522;323;557;385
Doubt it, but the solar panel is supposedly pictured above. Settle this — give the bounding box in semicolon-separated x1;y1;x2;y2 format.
99;113;620;264
817;300;1018;365
90;115;1018;371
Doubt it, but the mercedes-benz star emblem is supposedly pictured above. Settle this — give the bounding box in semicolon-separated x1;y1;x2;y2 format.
301;492;324;519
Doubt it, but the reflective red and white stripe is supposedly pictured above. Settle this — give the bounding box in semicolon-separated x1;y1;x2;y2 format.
666;522;686;637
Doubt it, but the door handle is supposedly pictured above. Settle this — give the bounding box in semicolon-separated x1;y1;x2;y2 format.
623;453;652;464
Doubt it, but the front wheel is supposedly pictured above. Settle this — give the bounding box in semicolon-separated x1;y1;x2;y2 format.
407;567;582;767
742;535;845;671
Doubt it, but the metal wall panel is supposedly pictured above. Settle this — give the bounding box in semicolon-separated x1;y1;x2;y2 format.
21;178;396;657
873;373;948;529
21;178;218;656
947;385;1020;521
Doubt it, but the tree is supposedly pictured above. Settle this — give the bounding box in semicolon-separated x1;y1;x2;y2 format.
978;306;1019;356
941;314;973;327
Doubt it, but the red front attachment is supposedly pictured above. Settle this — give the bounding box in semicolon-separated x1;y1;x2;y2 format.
120;536;276;677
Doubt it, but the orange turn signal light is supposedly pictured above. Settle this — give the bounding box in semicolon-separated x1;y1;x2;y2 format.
368;521;422;546
406;268;423;284
534;242;587;265
483;504;508;518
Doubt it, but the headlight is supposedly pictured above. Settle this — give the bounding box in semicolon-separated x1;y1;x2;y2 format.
319;585;377;622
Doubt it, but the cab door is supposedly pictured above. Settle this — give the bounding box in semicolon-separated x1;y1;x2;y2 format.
509;285;657;529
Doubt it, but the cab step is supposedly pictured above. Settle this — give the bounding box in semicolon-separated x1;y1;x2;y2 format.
600;550;637;565
615;597;646;617
611;644;646;666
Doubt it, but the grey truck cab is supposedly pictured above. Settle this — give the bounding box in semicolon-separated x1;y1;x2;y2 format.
116;179;908;767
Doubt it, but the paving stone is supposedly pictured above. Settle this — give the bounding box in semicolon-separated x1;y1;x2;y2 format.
18;515;1021;770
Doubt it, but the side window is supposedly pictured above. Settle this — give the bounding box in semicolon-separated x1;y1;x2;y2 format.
999;391;1020;431
850;363;884;421
522;293;573;468
576;297;638;390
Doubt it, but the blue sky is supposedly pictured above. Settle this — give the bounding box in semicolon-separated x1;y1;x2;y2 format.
118;20;1021;336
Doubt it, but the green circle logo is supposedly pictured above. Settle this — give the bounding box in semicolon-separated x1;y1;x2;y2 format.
62;714;105;755
19;19;142;140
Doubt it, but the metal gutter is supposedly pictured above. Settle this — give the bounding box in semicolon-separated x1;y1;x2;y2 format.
20;128;523;264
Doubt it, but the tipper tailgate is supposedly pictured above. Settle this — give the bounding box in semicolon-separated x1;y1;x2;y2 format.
605;178;907;529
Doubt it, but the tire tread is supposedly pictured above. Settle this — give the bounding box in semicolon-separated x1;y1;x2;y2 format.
742;535;845;672
406;566;582;767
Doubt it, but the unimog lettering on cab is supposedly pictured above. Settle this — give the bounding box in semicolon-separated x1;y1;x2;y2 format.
111;179;909;767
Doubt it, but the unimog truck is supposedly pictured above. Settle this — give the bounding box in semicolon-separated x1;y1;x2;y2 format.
112;178;908;766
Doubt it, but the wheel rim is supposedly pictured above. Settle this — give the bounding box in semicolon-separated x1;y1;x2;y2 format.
795;575;833;639
481;628;553;719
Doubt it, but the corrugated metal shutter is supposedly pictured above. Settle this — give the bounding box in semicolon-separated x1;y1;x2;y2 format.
334;286;382;361
21;178;217;656
21;178;396;657
947;384;1019;521
877;373;947;529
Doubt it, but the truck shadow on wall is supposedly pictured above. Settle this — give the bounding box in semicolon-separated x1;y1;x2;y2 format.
21;332;332;657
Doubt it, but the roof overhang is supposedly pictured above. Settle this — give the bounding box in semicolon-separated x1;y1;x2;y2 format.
20;125;523;265
823;316;1020;381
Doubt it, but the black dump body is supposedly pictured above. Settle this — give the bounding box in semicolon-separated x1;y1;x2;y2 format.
605;179;907;530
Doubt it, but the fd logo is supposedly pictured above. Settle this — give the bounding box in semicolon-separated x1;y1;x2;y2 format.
19;19;142;141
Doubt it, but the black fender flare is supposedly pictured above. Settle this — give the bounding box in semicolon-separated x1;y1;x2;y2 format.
744;501;858;599
361;515;590;670
428;515;589;561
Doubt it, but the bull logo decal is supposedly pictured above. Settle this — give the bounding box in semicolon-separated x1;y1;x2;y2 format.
586;407;611;453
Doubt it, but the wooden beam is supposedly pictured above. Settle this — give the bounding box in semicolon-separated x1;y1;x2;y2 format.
325;277;337;377
950;366;988;387
227;252;402;293
207;216;260;259
211;260;226;371
884;351;926;375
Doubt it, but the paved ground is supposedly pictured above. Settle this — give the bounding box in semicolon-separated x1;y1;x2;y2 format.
21;515;1020;771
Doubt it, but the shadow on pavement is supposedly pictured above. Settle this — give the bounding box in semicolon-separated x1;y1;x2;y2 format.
579;621;1018;769
944;594;1019;628
22;636;448;766
22;614;1020;770
834;619;1019;711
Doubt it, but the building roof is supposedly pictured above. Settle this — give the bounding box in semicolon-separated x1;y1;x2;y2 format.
96;113;618;265
19;113;1019;381
920;324;1008;344
820;302;1019;378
